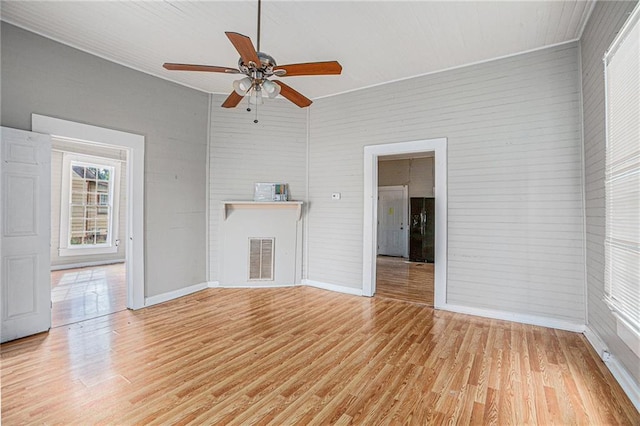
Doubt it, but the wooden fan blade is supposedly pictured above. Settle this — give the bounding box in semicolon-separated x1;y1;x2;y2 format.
275;81;312;108
221;91;244;108
274;61;342;77
163;63;240;73
225;32;260;66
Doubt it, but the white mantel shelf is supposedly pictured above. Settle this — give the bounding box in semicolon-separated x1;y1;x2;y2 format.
222;201;303;221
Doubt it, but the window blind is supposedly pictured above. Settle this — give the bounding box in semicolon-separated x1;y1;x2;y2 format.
604;4;640;333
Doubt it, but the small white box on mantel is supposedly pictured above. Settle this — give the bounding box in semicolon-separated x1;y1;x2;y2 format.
254;182;288;201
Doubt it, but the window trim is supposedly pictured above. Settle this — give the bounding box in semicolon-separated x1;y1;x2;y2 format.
59;152;122;257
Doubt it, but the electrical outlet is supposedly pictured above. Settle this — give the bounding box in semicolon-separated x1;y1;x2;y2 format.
332;193;341;200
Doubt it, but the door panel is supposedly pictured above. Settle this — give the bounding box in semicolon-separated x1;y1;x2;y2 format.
377;186;407;257
1;127;51;343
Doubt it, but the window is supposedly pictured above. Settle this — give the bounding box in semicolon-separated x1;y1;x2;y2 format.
604;4;640;356
59;153;121;256
69;163;113;246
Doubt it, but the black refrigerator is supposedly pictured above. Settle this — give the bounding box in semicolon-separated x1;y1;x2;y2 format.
409;197;435;263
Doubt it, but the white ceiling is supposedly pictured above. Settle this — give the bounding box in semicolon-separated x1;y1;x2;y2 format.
1;1;595;100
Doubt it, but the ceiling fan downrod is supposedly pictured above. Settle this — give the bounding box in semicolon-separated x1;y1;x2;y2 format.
256;0;261;52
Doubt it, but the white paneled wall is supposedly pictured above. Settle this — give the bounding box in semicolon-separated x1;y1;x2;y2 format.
208;96;307;283
581;0;640;384
308;43;585;325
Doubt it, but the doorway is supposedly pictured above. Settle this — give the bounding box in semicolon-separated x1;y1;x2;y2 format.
32;114;145;312
362;138;447;308
49;140;129;327
376;156;435;305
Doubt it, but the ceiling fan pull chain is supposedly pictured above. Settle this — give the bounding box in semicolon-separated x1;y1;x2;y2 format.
254;98;259;123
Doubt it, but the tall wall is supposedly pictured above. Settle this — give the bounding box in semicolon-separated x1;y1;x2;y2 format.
580;0;640;384
1;22;209;297
308;43;586;326
208;95;307;283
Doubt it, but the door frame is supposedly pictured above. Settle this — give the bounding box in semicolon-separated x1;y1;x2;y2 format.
32;114;145;310
363;138;447;308
377;185;409;258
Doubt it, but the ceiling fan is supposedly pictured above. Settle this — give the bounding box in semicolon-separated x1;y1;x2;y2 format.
162;0;342;113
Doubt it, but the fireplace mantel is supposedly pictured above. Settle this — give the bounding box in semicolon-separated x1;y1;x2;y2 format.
222;201;303;221
220;200;303;287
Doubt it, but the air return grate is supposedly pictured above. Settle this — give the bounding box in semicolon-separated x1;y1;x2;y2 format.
248;238;274;280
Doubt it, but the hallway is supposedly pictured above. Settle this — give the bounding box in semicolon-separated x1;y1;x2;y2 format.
375;255;433;306
51;263;126;327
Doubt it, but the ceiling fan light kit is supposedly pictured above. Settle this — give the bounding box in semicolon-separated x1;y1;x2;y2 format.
162;0;341;122
249;87;264;105
232;77;253;95
262;80;281;98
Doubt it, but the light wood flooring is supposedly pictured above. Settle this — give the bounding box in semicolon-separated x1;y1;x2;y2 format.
51;263;127;327
376;256;434;306
2;286;638;424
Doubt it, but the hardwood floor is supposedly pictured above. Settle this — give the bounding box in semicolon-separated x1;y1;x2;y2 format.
51;263;126;327
376;256;433;306
2;286;638;424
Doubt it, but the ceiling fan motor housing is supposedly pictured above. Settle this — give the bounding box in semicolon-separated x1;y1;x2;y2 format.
239;52;277;77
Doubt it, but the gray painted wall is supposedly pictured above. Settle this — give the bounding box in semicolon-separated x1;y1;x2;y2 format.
308;43;586;325
1;22;209;297
580;0;640;384
378;157;434;198
208;94;307;283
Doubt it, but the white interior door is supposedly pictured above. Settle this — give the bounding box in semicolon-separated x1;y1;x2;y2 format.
377;186;408;257
1;127;51;343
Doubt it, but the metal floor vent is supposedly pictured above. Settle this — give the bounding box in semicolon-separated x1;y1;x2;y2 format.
249;238;274;281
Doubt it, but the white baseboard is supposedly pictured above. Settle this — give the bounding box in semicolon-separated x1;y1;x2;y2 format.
584;326;608;357
584;326;640;411
50;259;125;271
302;279;363;296
215;283;295;289
208;281;220;288
442;303;586;333
144;282;208;307
605;353;640;412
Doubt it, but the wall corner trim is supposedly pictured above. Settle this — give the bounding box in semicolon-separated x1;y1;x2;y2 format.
584;326;640;411
144;282;208;307
302;279;363;297
442;303;586;333
207;281;220;288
